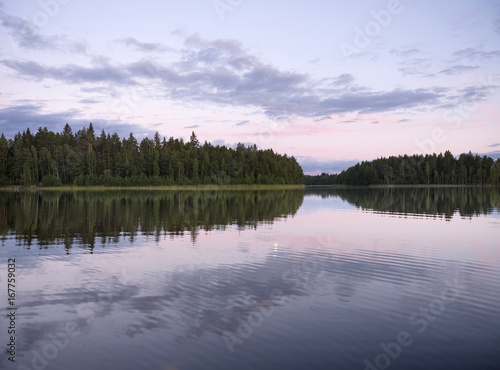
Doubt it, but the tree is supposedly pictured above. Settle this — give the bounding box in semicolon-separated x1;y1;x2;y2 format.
78;123;96;157
0;134;8;174
62;123;75;146
425;162;431;185
154;131;162;150
189;131;200;148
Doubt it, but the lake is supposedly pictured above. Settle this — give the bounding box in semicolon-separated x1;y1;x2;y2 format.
1;187;499;370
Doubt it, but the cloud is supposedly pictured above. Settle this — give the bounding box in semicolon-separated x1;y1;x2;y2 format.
1;33;493;120
0;104;84;137
184;125;199;129
438;65;479;75
396;119;411;123
0;104;147;140
227;141;258;150
2;59;136;85
314;116;332;122
495;18;500;34
309;75;355;90
235;120;249;126
317;88;441;115
390;48;422;57
0;10;87;53
371;121;379;124
332;73;354;86
79;86;119;97
452;47;500;61
297;156;360;174
211;139;225;147
472;150;500;160
398;58;433;76
456;84;498;103
79;99;100;104
117;37;170;52
488;143;500;148
208;138;256;149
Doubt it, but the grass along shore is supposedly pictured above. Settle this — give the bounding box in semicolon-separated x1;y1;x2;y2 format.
1;184;306;191
2;184;496;191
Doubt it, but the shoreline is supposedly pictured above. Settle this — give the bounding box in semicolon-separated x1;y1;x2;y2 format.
1;184;497;191
0;184;306;191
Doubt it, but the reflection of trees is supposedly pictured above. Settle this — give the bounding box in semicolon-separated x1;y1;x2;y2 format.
0;190;304;249
305;187;500;218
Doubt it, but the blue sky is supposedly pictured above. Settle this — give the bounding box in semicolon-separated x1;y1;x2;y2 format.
0;0;499;174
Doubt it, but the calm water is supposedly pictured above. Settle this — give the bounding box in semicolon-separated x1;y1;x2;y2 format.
1;188;499;370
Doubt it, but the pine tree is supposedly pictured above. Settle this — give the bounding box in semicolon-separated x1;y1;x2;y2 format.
189;131;200;148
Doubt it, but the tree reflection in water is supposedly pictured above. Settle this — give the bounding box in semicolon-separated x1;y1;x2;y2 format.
0;190;304;250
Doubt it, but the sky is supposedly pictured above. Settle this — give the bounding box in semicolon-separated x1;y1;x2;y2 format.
0;0;499;174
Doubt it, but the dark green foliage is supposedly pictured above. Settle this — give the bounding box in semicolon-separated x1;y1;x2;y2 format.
304;173;338;185
40;175;62;187
1;124;303;186
305;151;500;186
0;190;304;247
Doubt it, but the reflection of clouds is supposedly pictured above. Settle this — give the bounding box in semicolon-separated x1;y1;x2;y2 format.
157;365;181;370
13;272;141;355
124;315;170;338
14;240;489;356
333;276;357;302
17;321;58;354
14;251;324;352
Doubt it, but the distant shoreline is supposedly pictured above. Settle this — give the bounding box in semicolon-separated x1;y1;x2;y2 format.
0;184;306;191
1;184;498;192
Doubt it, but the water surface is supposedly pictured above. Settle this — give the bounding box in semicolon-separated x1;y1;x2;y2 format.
1;188;499;370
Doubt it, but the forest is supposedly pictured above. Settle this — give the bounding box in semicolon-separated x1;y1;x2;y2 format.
0;124;304;186
304;151;500;186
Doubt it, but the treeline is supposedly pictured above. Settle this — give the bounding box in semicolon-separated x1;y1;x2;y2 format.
304;151;500;186
0;124;303;186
